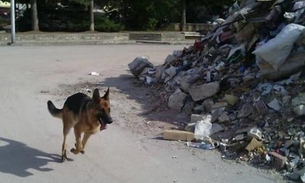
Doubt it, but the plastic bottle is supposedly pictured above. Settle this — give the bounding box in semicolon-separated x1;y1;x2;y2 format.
186;142;214;150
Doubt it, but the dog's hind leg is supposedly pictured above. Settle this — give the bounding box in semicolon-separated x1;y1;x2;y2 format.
71;126;83;155
80;132;92;154
62;123;73;162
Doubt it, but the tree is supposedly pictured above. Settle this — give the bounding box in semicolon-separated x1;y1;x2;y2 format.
89;0;94;31
70;0;94;31
181;0;186;31
30;0;39;31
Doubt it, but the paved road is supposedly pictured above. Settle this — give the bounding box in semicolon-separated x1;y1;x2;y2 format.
0;45;285;183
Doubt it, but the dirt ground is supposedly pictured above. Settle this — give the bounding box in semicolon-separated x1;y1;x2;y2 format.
0;44;286;183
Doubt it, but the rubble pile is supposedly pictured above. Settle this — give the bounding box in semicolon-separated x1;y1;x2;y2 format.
128;0;305;181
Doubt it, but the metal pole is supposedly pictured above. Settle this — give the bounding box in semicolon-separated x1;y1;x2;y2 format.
10;0;16;44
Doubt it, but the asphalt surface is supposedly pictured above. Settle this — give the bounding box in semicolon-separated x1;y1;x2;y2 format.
0;45;285;183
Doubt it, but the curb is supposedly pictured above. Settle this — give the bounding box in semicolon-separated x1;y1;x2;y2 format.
0;40;195;46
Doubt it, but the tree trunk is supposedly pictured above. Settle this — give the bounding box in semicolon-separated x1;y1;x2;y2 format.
30;0;39;31
181;0;186;31
89;0;94;31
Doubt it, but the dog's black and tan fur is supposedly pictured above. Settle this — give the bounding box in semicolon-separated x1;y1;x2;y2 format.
47;88;113;162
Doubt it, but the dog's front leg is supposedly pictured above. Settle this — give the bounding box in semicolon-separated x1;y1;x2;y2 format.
80;132;92;154
71;128;83;154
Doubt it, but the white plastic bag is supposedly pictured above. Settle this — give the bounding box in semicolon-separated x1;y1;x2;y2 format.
194;114;212;140
253;23;305;71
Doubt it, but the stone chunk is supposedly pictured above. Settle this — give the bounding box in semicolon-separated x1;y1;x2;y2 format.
128;57;154;77
191;114;205;123
167;89;187;111
165;54;177;64
189;82;219;101
202;99;214;113
217;112;230;123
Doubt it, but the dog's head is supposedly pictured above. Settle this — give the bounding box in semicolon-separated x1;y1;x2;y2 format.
92;88;113;130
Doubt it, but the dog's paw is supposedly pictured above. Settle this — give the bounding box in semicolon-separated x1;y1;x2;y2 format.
70;148;80;155
80;150;85;154
61;153;68;162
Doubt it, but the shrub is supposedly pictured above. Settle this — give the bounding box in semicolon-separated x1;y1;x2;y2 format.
16;6;123;32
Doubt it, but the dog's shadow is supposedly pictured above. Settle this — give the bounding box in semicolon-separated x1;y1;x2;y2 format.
0;137;62;177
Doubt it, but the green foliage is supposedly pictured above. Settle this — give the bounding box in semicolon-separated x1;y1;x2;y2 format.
95;15;124;32
16;5;124;32
114;0;179;31
16;0;237;32
16;9;31;32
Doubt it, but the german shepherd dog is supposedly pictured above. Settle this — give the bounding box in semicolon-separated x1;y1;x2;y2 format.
47;88;113;162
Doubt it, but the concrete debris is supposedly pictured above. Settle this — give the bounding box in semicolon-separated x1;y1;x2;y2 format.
188;82;220;101
224;94;239;106
128;0;305;181
167;89;187;111
269;151;288;170
128;56;154;77
267;98;281;111
163;130;194;142
190;114;205;123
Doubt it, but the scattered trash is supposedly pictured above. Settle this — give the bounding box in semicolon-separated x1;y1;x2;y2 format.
163;130;194;142
186;142;214;150
128;0;305;181
89;72;101;76
194;114;212;141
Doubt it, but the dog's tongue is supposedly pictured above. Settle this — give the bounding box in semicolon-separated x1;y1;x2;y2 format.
100;123;107;131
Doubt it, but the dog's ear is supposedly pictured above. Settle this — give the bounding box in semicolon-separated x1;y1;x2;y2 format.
102;87;110;100
92;88;100;102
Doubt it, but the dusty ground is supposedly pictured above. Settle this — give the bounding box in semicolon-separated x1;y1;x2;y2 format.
0;44;287;183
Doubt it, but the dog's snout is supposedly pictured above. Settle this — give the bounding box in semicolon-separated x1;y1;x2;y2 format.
106;116;113;124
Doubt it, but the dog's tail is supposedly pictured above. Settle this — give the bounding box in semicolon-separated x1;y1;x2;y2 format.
47;100;62;119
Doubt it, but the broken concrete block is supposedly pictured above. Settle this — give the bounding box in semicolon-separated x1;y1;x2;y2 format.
282;95;291;106
164;54;177;64
189;82;220;101
177;74;193;92
181;98;194;115
193;105;204;113
246;138;263;151
237;103;254;118
212;102;228;110
128;57;154;77
267;98;281;111
191;114;205;123
293;105;305;116
163;130;194;142
292;94;305;116
224;94;239;106
217;112;230;123
211;107;226;122
210;123;223;135
269;151;288;170
155;65;165;82
167;89;187;111
164;66;178;83
139;67;150;77
202;99;214;113
165;65;178;77
233;134;246;141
